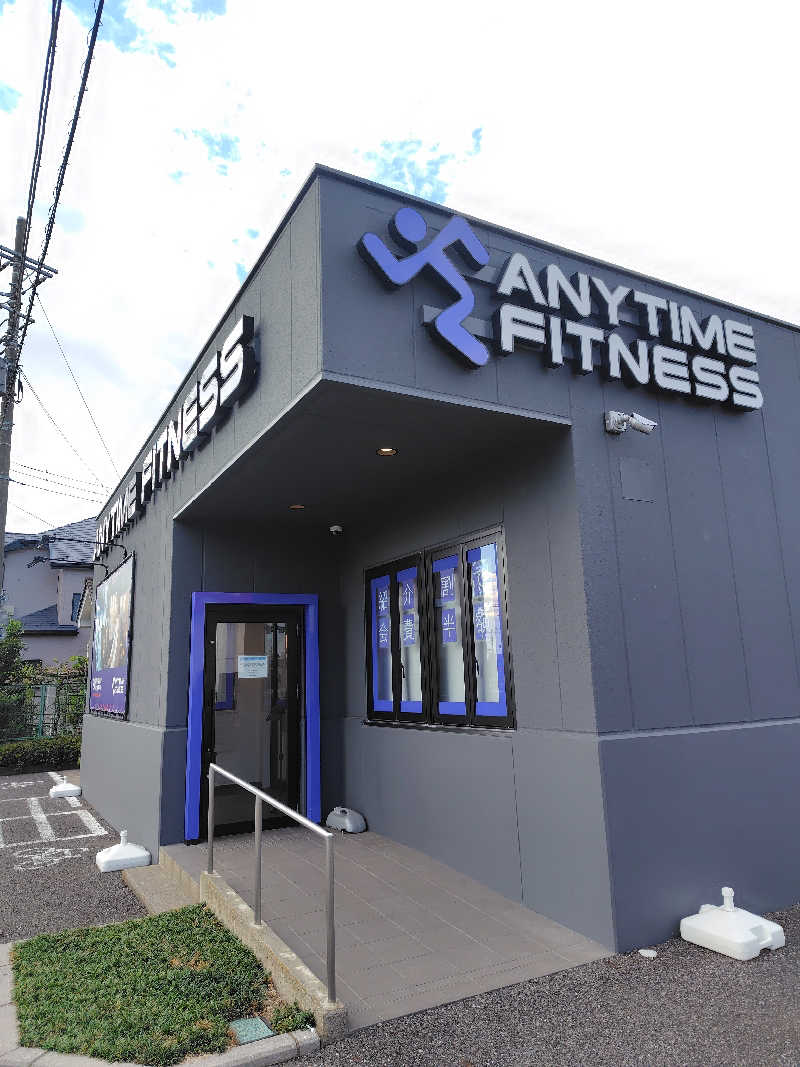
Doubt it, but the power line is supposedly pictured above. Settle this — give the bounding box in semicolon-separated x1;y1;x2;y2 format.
8;500;55;528
11;461;109;491
18;0;105;361
35;294;119;478
8;468;106;499
17;370;106;486
5;475;101;507
21;0;63;274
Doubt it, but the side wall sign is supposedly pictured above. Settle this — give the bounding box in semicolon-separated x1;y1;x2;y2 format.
359;208;762;412
95;315;257;558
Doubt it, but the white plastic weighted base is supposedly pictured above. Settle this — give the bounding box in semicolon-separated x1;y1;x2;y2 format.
48;775;81;799
96;830;151;873
680;886;785;961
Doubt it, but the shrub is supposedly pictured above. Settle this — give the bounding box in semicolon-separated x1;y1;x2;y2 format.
0;734;81;772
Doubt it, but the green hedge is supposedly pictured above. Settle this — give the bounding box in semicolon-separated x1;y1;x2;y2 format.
0;735;81;773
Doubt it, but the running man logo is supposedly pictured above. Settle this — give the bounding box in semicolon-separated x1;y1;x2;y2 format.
358;207;490;367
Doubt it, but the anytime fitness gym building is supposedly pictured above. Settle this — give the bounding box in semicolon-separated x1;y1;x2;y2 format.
81;165;800;953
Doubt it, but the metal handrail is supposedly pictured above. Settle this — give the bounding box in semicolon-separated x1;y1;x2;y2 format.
207;762;336;1003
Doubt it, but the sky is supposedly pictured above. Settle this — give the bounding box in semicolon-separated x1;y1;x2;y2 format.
0;0;797;533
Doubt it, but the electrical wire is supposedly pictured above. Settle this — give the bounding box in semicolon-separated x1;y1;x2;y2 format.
18;0;105;360
5;475;101;507
35;294;119;478
8;468;106;499
11;461;109;491
8;500;55;528
17;370;106;486
21;0;63;271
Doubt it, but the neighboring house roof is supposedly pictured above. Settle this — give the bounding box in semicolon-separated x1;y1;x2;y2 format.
5;516;96;567
19;603;79;635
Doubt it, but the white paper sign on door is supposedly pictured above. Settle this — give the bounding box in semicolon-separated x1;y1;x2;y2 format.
238;655;269;678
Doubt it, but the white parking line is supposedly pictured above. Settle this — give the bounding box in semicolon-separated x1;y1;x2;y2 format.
28;798;56;841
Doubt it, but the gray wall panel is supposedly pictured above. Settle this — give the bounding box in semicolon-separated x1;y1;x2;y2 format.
290;184;321;395
657;403;750;725
715;411;799;720
601;722;800;951
80;714;164;859
340;717;523;902
515;730;615;947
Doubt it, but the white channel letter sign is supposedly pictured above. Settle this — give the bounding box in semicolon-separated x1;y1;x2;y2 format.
95;315;256;559
358;210;763;411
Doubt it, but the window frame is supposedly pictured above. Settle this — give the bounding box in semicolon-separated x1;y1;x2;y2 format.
364;527;515;730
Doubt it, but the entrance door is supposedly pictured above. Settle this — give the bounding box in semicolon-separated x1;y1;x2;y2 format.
201;605;302;836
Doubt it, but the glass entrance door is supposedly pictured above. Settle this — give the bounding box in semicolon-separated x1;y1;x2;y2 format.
201;606;301;835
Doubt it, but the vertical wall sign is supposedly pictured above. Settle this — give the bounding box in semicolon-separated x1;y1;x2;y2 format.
89;554;135;719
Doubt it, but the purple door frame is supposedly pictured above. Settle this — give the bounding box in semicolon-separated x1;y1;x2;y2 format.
184;591;320;841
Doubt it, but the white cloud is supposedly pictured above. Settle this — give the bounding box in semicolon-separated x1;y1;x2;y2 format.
0;0;797;530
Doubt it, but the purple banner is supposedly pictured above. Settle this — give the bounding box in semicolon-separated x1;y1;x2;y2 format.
90;555;134;719
401;612;416;646
90;666;128;716
439;569;456;602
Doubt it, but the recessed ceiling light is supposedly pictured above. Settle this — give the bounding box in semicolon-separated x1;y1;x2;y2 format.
376;447;397;456
289;504;305;510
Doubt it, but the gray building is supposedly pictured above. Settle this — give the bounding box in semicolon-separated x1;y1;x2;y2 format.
81;166;800;953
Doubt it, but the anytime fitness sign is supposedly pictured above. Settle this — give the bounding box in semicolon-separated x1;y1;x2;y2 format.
94;315;256;559
359;208;762;411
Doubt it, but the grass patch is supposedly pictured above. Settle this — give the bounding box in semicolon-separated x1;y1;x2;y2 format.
12;904;313;1066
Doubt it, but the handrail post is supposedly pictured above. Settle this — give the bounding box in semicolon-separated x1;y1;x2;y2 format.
325;833;336;1003
207;765;215;874
254;796;262;925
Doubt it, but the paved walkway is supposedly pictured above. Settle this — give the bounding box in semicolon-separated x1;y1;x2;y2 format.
165;829;609;1031
0;772;144;941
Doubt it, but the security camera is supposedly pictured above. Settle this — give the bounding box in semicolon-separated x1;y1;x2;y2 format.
604;411;658;435
329;524;343;536
629;412;657;434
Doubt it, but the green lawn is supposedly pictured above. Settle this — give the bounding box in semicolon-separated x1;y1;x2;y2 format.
12;904;312;1066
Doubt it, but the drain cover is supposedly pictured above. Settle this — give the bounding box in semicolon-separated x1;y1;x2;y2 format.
230;1017;274;1044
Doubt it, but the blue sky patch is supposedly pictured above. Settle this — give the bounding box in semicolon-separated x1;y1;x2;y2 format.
247;228;259;239
192;0;226;13
280;168;291;176
169;170;185;182
0;83;20;112
65;0;180;65
194;129;241;162
469;127;483;155
235;262;246;283
364;139;454;204
55;207;85;233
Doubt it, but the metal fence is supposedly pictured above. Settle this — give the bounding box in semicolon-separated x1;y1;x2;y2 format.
0;679;86;741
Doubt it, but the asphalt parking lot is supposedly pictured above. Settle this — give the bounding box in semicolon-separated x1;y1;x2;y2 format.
0;771;145;941
302;903;800;1067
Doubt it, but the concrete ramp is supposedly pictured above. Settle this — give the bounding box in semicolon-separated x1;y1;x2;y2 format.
163;829;610;1031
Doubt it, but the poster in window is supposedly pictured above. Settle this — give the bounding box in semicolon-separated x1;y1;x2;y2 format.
89;554;134;718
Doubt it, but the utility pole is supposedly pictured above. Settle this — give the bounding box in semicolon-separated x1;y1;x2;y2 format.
0;218;57;621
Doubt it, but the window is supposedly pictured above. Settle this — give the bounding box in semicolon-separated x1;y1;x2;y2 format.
71;592;82;623
365;529;513;728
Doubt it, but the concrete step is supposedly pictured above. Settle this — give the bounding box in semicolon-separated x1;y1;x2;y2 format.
122;863;197;914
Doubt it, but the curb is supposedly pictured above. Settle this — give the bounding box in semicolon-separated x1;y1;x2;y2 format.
0;943;319;1067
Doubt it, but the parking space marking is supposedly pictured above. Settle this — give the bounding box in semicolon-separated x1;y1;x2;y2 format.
0;794;108;850
28;797;56;840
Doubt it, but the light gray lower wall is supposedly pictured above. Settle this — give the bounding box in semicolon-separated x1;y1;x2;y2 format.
515;730;615;947
600;719;800;951
80;713;166;859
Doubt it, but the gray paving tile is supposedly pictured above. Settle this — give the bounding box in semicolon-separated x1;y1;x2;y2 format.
389;954;461;985
336;934;429;971
345;917;407;944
